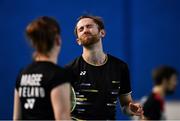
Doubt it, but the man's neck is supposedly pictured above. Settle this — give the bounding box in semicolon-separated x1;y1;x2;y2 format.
82;41;107;66
152;86;165;98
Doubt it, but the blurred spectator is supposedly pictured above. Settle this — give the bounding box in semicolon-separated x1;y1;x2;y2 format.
141;66;178;120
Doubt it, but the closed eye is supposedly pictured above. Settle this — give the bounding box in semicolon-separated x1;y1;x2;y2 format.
78;27;84;32
86;24;93;29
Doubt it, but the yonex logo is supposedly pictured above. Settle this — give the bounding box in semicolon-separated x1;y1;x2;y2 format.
24;98;35;109
80;71;86;76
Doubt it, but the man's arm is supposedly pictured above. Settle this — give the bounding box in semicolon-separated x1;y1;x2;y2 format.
51;82;71;120
13;89;22;120
119;93;144;117
118;62;144;117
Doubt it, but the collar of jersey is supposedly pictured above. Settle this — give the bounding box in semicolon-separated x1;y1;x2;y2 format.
81;54;108;67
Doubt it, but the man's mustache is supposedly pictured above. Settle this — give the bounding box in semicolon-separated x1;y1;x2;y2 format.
82;32;92;36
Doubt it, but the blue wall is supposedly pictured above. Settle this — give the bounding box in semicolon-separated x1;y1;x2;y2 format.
0;0;179;119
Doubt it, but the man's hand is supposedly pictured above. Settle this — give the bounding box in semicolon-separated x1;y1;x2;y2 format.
119;94;144;117
129;102;144;116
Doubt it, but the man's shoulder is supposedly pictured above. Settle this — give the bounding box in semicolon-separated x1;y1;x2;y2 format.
144;92;162;106
108;54;127;66
65;56;82;69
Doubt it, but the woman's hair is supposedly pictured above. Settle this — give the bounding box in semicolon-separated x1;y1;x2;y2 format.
26;16;61;55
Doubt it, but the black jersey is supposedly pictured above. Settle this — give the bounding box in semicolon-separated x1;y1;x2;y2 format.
65;54;132;120
143;92;165;120
15;61;70;120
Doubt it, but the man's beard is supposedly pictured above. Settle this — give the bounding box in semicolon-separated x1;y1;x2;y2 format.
78;33;100;46
165;89;175;95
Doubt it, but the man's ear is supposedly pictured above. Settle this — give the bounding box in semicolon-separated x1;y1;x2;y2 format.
100;29;106;38
55;35;61;46
76;38;81;45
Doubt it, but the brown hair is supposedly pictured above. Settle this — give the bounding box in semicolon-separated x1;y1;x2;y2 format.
26;16;61;55
74;15;105;37
152;66;178;85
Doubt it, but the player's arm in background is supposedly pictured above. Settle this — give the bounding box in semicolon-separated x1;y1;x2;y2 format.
13;89;22;120
51;82;71;120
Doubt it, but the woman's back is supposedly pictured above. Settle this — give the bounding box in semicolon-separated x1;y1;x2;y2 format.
15;61;70;120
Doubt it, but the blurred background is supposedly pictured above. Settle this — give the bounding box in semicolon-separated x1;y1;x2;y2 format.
0;0;179;120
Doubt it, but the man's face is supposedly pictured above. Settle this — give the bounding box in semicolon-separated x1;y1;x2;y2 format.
165;74;178;95
76;18;104;46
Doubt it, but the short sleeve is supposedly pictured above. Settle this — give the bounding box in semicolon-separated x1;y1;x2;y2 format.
119;63;132;95
47;69;70;91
